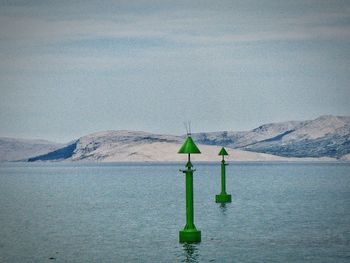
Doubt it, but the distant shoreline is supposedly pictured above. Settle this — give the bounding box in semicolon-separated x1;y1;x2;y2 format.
2;160;349;165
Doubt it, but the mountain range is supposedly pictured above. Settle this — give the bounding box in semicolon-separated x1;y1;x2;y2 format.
0;137;62;162
192;115;350;159
0;115;349;162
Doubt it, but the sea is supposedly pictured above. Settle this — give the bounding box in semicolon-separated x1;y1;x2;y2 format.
0;162;349;262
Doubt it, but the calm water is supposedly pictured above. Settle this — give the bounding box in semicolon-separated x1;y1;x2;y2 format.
0;162;349;262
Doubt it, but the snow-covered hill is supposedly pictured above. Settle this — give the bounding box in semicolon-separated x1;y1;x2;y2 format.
192;115;350;158
3;115;348;162
0;137;62;162
27;130;335;162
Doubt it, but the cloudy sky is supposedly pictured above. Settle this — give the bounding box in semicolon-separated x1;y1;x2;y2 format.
0;0;349;142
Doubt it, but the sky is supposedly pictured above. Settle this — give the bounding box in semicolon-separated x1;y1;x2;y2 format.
0;0;349;142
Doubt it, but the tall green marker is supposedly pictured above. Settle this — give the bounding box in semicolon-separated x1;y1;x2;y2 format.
178;135;201;243
215;147;232;203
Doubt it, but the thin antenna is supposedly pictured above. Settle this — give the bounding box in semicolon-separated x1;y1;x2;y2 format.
183;122;189;136
183;121;192;136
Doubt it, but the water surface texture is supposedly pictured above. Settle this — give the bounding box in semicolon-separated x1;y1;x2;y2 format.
0;162;349;262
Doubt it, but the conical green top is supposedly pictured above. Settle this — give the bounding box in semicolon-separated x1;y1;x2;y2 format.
178;136;201;154
218;147;229;156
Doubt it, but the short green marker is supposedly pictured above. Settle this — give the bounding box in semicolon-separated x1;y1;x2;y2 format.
178;135;201;243
215;147;232;203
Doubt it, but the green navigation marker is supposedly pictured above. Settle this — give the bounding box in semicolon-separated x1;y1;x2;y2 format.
215;147;232;203
178;135;201;243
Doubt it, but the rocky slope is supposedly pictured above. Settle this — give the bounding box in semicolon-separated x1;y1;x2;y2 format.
27;130;335;162
3;115;348;162
0;137;62;162
192;115;350;158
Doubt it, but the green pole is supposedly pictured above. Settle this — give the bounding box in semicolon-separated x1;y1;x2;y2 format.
185;154;194;229
216;147;232;203
184;158;195;228
221;158;227;194
178;136;201;243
